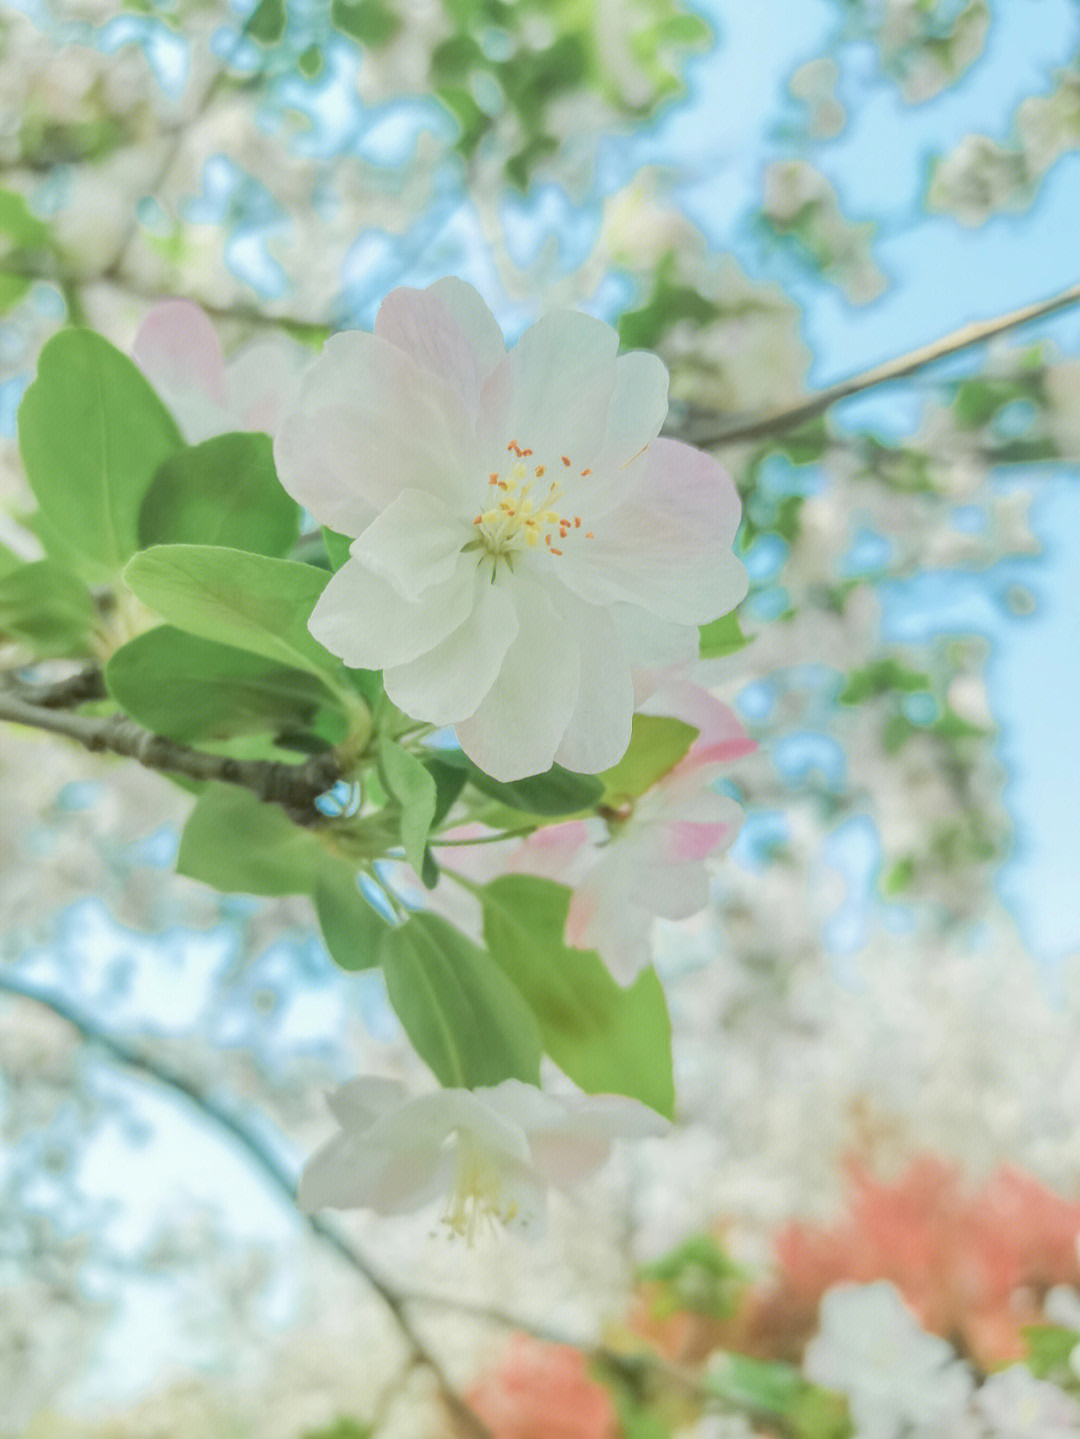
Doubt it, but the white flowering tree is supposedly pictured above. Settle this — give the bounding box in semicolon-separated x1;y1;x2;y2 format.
4;2;1080;1437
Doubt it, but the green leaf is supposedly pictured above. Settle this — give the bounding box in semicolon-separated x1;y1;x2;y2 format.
441;751;603;816
1023;1323;1080;1380
378;737;437;875
331;0;401;44
0;559;97;656
139;432;300;557
298;43;323;76
379;912;542;1088
18;329;184;582
0;273;30;315
177;785;382;970
246;0;286;43
106;626;347;746
0;188;49;248
598;714;697;805
699;611;749;660
322;526;353;571
312;871;383;971
839;658;931;705
636;1234;747;1320
479;875;674;1117
123;546;346;685
426;756;468;827
178;783;329;895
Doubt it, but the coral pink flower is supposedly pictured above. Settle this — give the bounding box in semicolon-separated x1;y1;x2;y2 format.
741;1156;1080;1368
132;299;307;442
466;1335;619;1439
273;279;747;781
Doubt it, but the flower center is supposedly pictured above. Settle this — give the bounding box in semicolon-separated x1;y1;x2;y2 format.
470;440;594;565
440;1132;520;1243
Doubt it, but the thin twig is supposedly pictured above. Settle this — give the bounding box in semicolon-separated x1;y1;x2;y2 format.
674;278;1080;448
0;972;492;1439
0;665;106;709
0;692;341;823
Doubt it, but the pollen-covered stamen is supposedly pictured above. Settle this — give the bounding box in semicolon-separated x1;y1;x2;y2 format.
472;441;598;561
440;1130;521;1244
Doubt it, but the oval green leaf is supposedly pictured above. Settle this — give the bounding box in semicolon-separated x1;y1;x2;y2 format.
379;911;542;1089
106;626;347;746
17;329;183;581
139;432;300;557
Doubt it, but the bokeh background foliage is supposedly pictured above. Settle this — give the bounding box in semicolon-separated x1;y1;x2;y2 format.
3;0;1080;1435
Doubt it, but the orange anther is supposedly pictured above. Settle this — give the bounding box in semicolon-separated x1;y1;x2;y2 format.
508;440;521;454
585;531;594;539
535;464;545;476
573;516;581;528
522;448;533;457
561;456;571;466
473;515;482;524
551;547;562;556
489;472;499;482
581;467;592;476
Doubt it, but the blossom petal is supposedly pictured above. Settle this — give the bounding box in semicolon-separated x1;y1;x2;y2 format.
548;590;634;774
132;300;227;408
376;283;488;415
326;1075;410;1129
384;567;519;724
274;329;477;534
350;487;473;599
427;276;506;378
224;334;308;437
614;606;700;672
454;575;580;781
307;553;475;669
559;438;747;624
478;310;619;475
298;1133;451;1214
593;349;670;480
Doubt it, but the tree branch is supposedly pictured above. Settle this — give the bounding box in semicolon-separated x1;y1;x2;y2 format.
0;692;342;824
0;665;107;709
672;278;1080;449
0;971;492;1439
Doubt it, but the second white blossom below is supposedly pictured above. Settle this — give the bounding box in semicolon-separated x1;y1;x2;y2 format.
297;1075;669;1242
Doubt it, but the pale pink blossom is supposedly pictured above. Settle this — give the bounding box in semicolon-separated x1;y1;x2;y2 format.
132;299;308;443
452;674;754;982
297;1076;668;1242
273;279;747;781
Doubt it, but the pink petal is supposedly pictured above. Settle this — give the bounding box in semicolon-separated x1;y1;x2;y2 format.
558;438;748;625
132;300;227;408
274;329;478;532
662;819;730;862
376;283;488;416
427;276;506;377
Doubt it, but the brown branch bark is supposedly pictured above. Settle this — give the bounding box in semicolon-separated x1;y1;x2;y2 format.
0;691;342;823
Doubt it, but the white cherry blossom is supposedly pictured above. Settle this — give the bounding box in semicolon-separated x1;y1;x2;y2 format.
297;1075;668;1242
274;278;747;780
132;299;308;443
803;1281;974;1439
